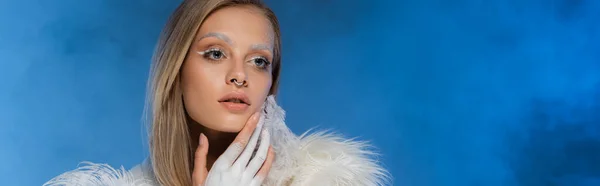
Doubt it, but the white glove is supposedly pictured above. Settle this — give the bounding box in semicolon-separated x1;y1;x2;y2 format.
192;111;274;186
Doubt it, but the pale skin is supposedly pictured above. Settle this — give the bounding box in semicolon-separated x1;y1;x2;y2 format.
180;5;276;186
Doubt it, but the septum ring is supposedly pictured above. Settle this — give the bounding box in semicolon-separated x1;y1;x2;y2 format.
232;79;246;87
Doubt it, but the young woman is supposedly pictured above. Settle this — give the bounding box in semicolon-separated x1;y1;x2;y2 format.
44;0;390;185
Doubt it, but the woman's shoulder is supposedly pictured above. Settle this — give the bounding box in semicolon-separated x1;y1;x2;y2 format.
43;160;158;186
269;129;392;186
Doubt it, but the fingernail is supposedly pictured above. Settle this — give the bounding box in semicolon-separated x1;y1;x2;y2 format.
199;133;205;146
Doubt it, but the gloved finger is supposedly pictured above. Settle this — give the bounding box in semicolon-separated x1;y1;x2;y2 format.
243;128;271;178
249;146;275;186
214;112;260;169
192;133;209;186
231;112;265;173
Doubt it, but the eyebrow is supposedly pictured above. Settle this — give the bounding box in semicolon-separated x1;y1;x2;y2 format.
249;44;273;52
197;32;273;52
197;32;233;45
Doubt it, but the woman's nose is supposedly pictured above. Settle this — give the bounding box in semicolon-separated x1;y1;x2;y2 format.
226;62;248;87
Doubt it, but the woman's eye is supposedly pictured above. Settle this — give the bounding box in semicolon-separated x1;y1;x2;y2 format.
200;48;226;61
206;50;224;60
252;57;271;69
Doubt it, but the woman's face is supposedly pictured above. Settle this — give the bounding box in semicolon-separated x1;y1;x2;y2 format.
181;5;274;133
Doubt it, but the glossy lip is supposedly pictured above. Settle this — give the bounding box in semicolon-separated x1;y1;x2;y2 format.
218;92;251;113
218;91;251;105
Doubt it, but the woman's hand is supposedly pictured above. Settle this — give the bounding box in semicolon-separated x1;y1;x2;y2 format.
192;112;275;186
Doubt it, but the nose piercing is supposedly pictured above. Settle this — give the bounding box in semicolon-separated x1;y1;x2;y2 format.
232;79;245;86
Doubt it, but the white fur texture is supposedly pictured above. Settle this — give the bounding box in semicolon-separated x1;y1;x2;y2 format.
43;161;155;186
44;96;391;185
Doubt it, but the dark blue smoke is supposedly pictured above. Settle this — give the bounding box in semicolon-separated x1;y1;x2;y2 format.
0;0;598;185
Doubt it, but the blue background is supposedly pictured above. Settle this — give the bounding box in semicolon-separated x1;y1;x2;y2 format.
2;0;600;185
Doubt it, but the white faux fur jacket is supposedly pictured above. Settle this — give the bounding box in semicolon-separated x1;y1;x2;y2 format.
44;96;390;186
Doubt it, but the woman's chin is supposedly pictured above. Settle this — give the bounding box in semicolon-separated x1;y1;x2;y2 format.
203;117;246;133
213;125;244;133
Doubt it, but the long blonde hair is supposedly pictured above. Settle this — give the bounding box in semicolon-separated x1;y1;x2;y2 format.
144;0;281;185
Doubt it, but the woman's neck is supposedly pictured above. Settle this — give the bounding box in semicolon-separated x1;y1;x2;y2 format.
187;119;237;170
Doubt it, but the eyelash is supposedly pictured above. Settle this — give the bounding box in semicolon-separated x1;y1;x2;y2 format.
198;47;227;61
248;56;272;70
197;47;272;70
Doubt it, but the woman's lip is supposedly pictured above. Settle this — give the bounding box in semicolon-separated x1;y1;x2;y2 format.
219;102;249;113
219;92;251;105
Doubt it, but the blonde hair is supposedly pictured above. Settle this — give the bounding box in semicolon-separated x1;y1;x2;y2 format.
143;0;281;185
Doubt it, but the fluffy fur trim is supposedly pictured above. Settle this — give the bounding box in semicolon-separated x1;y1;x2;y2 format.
284;130;391;186
43;161;155;186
